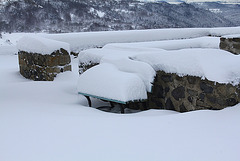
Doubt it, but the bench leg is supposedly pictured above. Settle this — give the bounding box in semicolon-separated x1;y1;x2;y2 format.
85;96;92;107
110;102;114;108
120;104;125;114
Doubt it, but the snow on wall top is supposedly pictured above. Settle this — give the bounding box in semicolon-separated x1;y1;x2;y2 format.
103;36;220;51
79;36;240;85
222;34;240;38
78;36;220;64
43;26;240;52
17;36;70;55
77;63;148;103
134;48;240;85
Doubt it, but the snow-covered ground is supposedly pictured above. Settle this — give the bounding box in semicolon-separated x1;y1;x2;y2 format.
1;49;240;161
1;28;240;161
1;26;240;53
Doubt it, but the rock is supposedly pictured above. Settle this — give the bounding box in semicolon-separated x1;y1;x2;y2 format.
187;89;198;96
200;82;213;94
166;98;174;110
172;86;185;101
226;98;238;106
188;96;193;103
179;103;188;112
187;76;196;84
155;100;164;108
199;93;205;101
153;84;164;98
206;95;217;104
165;87;170;94
161;74;173;82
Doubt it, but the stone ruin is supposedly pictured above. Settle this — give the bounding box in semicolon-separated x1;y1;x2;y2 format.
79;63;240;112
19;49;71;81
147;71;239;112
18;36;71;81
79;36;240;112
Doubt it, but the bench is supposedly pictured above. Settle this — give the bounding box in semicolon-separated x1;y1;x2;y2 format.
78;92;147;113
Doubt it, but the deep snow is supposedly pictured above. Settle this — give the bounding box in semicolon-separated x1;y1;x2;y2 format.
1;53;240;161
17;36;70;55
1;28;240;161
1;26;240;52
79;38;240;85
77;63;148;103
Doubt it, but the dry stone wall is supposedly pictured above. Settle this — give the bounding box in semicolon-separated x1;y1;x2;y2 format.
79;60;240;112
147;71;240;112
79;62;99;75
220;37;240;55
19;48;71;81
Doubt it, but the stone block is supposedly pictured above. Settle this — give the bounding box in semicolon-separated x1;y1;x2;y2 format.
171;86;185;101
200;82;213;94
18;49;71;81
63;65;72;72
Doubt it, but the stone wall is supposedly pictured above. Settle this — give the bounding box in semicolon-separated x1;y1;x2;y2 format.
147;71;240;112
79;62;99;74
220;37;240;55
79;62;240;112
19;48;71;81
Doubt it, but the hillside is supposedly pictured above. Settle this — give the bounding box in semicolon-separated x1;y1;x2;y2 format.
193;2;240;25
0;0;235;33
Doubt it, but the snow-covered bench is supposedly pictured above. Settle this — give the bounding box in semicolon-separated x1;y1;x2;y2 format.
78;92;134;114
77;60;155;113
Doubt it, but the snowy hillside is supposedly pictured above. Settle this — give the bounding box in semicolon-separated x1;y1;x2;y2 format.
0;0;236;33
1;28;240;161
193;2;240;25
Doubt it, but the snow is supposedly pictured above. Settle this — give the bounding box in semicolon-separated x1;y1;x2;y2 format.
78;47;160;64
89;7;105;18
114;9;132;13
104;36;220;50
1;26;240;53
96;10;105;18
209;8;222;13
101;56;156;92
17;36;70;55
79;36;240;85
78;36;220;64
77;63;148;103
0;46;18;55
186;0;240;3
223;34;240;38
134;48;240;85
43;26;240;52
1;28;240;160
1;53;240;161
